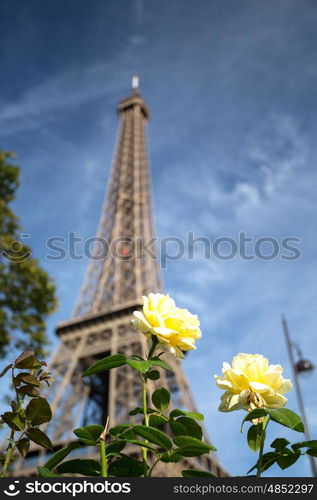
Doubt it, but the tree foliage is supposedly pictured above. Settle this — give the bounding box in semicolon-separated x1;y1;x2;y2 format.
0;150;58;358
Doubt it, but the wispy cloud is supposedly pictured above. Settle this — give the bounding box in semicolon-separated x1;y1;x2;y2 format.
0;62;119;135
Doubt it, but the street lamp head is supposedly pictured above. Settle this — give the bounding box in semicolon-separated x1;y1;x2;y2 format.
295;358;314;374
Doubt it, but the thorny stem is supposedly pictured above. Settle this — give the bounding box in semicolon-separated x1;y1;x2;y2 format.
100;440;108;477
99;417;109;477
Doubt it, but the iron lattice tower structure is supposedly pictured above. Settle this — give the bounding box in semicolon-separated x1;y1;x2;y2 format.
15;79;227;476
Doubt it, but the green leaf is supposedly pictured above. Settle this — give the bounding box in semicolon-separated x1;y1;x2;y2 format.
25;397;52;425
0;364;13;378
160;451;183;463
82;354;126;377
149;358;170;371
16;372;40;387
292;440;317;450
133;425;173;450
73;425;104;445
240;409;267;432
1;411;25;431
258;451;279;472
106;440;126;455
32;360;44;370
182;469;215;477
152;387;170;412
173;436;216;456
109;425;136;440
26;428;53;449
175;446;213;458
124;439;159;453
13;377;21;388
149;414;168;427
44;442;83;470
271;438;290;451
17;438;30;458
38;466;62;477
170;420;186;436
306;448;317;457
170;417;203;440
17;385;40;397
266;408;305;432
129;407;156;416
126;358;152;373
108;455;144;477
170;409;204;420
247;424;264;452
56;459;101;476
277;450;301;469
145;370;160;380
14;351;35;369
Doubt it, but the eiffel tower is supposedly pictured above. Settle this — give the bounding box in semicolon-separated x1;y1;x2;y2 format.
15;77;227;476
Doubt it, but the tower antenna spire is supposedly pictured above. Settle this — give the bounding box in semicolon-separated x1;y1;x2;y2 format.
132;74;140;93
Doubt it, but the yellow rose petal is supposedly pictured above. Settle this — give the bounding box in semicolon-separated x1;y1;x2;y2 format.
215;353;292;412
132;293;201;358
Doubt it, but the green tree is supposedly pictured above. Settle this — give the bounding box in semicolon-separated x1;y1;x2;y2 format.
0;150;58;358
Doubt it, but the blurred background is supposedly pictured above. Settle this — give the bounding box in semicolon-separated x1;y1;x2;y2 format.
1;0;317;476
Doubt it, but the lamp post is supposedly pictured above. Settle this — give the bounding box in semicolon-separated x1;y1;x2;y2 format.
282;316;317;477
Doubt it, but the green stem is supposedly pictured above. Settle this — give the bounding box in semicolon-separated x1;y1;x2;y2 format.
141;444;148;477
256;417;269;477
140;336;159;477
141;376;150;477
142;378;149;427
148;336;159;359
0;429;15;477
1;367;19;477
148;457;160;477
100;440;108;477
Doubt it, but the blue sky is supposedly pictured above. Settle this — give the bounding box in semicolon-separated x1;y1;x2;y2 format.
1;0;317;476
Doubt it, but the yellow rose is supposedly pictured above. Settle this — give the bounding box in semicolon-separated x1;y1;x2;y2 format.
132;293;201;358
214;353;292;412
